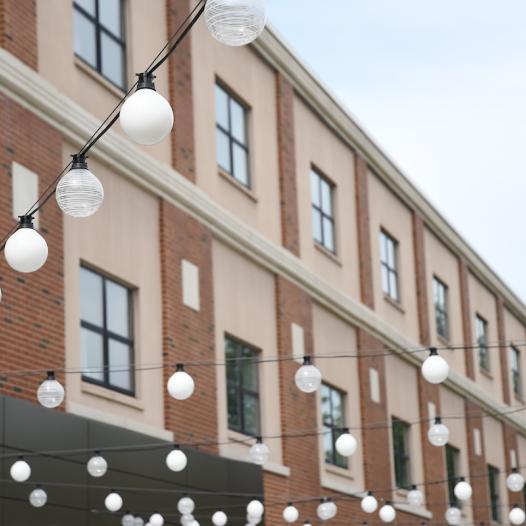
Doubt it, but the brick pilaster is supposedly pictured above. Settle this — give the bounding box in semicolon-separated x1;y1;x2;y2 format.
354;154;374;309
276;72;300;257
0;0;37;69
412;212;430;347
160;201;217;451
459;258;475;379
502;423;523;507
496;297;511;405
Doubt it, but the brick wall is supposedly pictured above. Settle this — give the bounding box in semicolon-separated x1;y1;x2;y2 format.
497;297;511;405
459;258;475;379
0;94;64;404
0;0;37;69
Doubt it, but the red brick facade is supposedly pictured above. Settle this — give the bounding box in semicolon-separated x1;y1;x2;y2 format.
459;258;475;379
497;296;512;405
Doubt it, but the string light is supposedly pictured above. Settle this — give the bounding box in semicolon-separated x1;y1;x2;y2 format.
283;503;299;523
249;437;269;465
181;514;195;526
177;496;195;515
37;371;65;409
166;445;187;472
295;356;322;393
123;513;136;526
212;510;228;526
317;498;334;521
10;457;31;482
361;492;378;513
453;478;472;501
445;505;461;525
135;518;145;526
28;486;47;508
421;348;449;384
510;505;526;525
379;502;396;523
87;451;108;477
105;490;123;512
247;499;264;520
507;468;525;492
149;513;165;526
335;428;358;457
407;485;424;506
167;364;195;401
428;417;449;446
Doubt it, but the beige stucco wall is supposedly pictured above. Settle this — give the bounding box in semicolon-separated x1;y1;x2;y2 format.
312;303;364;494
424;227;465;375
62;144;167;438
191;21;282;245
369;175;420;343
294;97;361;300
37;0;172;165
212;240;284;469
468;272;503;402
504;307;526;406
483;416;508;514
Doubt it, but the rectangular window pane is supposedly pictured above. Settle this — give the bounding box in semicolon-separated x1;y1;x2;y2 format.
227;382;241;430
380;232;387;264
320;179;332;216
321;384;331;424
80;267;103;326
99;0;122;36
389;271;399;301
101;32;124;88
81;328;104;382
322;217;334;252
108;339;132;391
312;209;322;243
323;425;333;463
74;11;97;66
215;85;229;130
216;128;231;173
230;99;246;144
387;238;396;268
232;144;249;186
310;171;320;207
75;0;95;16
106;280;130;337
241;356;258;391
381;265;389;295
242;393;260;435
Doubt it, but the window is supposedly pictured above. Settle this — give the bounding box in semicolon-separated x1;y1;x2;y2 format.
74;0;126;89
380;230;400;302
310;168;335;253
80;266;134;394
215;83;250;187
392;417;411;488
510;346;522;398
445;445;460;506
476;315;489;371
225;336;260;436
321;384;347;468
433;277;449;340
488;464;500;522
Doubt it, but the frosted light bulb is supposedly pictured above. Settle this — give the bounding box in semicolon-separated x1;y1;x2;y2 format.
454;478;472;501
190;522;200;526
507;469;525;492
421;348;449;384
150;513;165;526
56;154;104;218
249;437;269;465
167;364;195;400
283;503;299;523
181;515;195;526
212;510;228;526
37;371;65;408
247;515;261;526
177;496;195;515
295;356;322;393
445;505;461;525
428;417;449;446
205;0;267;47
361;492;378;513
510;506;526;525
327;500;337;519
29;487;47;508
335;429;357;457
105;491;123;512
5;215;48;273
135;518;145;526
379;503;396;523
407;485;424;506
10;458;31;482
316;499;333;521
166;446;187;472
87;452;108;477
120;73;173;145
247;500;264;517
123;514;136;526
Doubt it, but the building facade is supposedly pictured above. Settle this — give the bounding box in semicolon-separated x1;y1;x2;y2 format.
0;0;525;524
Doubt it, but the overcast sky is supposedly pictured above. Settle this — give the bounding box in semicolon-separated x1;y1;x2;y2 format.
265;0;526;303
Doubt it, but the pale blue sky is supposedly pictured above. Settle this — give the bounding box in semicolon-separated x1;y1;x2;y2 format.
265;1;526;303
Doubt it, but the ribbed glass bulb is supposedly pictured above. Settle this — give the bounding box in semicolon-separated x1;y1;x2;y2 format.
407;486;424;506
37;371;64;408
29;487;47;508
295;357;322;393
428;418;449;446
249;438;269;465
316;500;333;521
178;496;195;515
445;506;461;526
87;453;108;477
508;470;525;492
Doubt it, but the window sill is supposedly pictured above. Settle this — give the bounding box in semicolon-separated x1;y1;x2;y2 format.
394;501;432;520
81;381;144;411
218;168;258;203
383;293;405;314
314;242;341;266
74;57;126;99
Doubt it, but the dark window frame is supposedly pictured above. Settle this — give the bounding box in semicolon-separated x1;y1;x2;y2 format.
311;167;336;254
392;416;411;489
380;229;400;302
321;383;347;469
80;265;135;396
433;276;449;340
445;444;461;506
225;335;260;437
488;464;500;522
215;82;251;188
510;345;522;398
476;314;490;372
73;0;127;90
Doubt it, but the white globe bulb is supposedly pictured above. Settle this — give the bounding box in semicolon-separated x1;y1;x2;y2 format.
510;506;526;525
361;493;378;513
10;459;31;482
212;511;228;526
166;447;187;472
37;371;65;408
56;156;104;218
249;439;269;465
205;0;267;47
120;75;173;145
190;521;200;526
178;496;195;515
379;503;396;523
445;506;461;526
29;487;47;507
105;491;123;512
507;470;525;492
247;515;261;526
87;453;108;477
335;430;357;457
150;513;165;526
247;500;264;518
316;500;333;521
123;514;136;526
181;515;195;526
327;501;337;519
407;486;423;506
428;418;449;446
167;366;195;400
454;479;472;501
421;349;449;384
5;219;48;273
283;504;299;523
135;518;145;526
295;357;322;393
303;522;312;526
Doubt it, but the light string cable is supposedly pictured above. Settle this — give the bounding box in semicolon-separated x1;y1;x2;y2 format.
0;0;207;251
